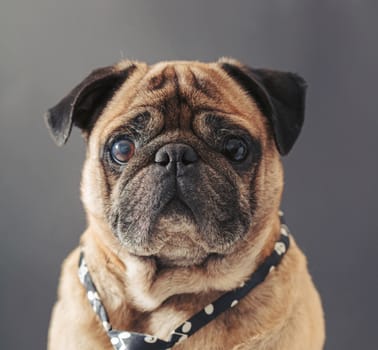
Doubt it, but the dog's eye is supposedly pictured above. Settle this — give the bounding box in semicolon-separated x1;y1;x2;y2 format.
110;138;135;164
223;138;248;162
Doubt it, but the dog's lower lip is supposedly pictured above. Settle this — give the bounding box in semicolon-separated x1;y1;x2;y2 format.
155;190;196;219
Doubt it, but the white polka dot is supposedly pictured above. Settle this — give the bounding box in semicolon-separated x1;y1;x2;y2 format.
182;321;192;333
274;242;286;255
102;321;111;331
144;335;157;343
119;332;131;339
231;300;238;307
204;304;214;315
239;282;246;288
111;337;119;345
87;291;94;300
278;210;284;217
280;224;289;236
269;265;276;273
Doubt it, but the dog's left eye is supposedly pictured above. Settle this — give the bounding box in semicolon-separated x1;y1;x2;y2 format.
223;138;248;162
110;138;135;164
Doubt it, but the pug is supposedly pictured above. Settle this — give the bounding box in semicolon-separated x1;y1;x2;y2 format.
46;58;325;350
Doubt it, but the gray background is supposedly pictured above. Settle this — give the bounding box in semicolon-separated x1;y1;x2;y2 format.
0;1;377;349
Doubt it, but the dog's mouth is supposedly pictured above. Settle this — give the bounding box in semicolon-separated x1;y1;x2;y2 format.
110;163;251;266
114;194;221;267
149;198;213;267
159;197;195;221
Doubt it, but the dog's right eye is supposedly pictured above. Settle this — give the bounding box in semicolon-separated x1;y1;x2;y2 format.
110;137;135;164
223;137;248;162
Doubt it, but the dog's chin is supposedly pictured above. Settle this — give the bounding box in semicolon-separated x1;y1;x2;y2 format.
129;237;211;268
150;199;211;267
116;199;241;267
120;199;213;267
154;245;210;267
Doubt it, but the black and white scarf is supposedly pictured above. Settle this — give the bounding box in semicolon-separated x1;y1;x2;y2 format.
78;213;290;350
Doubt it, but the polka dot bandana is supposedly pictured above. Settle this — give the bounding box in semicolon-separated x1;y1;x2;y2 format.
78;213;290;349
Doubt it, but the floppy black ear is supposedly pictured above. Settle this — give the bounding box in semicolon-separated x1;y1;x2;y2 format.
219;59;307;155
45;63;136;146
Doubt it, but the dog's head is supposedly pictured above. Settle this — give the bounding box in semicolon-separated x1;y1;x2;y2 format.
46;59;306;267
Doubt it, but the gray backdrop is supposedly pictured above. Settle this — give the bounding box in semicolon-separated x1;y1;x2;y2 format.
0;1;377;349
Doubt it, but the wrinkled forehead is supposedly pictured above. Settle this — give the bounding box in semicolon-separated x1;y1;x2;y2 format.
123;62;216;110
144;61;223;96
140;61;248;112
92;60;265;147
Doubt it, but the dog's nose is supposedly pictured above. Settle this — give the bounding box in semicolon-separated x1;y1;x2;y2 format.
155;143;198;174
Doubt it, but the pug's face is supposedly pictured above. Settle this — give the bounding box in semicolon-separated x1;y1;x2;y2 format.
46;59;306;267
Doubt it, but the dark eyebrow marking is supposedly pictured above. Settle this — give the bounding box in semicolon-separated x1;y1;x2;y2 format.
191;113;248;144
128;111;151;129
192;110;247;128
203;113;246;131
104;111;152;143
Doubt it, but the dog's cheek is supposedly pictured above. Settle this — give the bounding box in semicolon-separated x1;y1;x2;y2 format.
81;158;108;218
247;157;261;215
107;166;170;249
251;147;284;220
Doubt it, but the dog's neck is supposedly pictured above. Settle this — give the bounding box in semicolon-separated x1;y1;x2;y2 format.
82;209;281;313
78;218;290;349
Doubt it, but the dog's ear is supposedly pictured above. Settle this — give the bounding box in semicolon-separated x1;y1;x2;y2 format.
219;58;307;155
45;63;136;146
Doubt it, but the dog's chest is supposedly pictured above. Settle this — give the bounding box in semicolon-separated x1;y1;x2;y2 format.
139;297;257;350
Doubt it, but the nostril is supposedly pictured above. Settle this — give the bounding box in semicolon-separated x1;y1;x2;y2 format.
154;143;198;168
182;148;198;165
155;150;170;166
